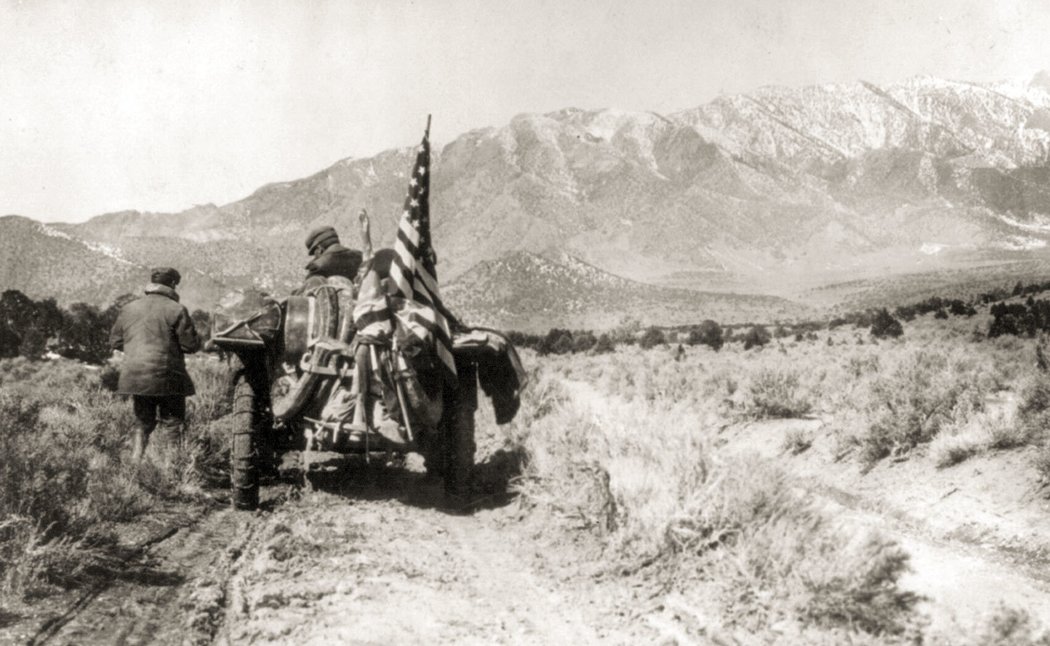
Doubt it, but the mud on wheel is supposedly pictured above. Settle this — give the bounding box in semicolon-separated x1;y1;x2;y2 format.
231;356;272;510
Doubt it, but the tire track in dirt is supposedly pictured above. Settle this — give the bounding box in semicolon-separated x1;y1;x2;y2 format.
7;484;298;646
6;461;640;645
219;470;615;645
23;508;248;646
25;520;187;646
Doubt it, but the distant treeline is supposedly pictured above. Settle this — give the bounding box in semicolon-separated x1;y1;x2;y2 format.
0;289;210;365
510;279;1050;355
9;278;1050;364
510;320;765;356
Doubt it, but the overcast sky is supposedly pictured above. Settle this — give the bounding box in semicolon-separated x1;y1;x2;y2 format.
3;0;1050;223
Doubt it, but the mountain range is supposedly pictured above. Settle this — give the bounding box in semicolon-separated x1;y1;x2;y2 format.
5;72;1050;329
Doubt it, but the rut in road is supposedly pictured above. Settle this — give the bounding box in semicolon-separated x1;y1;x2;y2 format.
218;469;631;645
18;507;248;646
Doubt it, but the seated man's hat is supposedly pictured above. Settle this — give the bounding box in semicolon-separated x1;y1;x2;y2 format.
305;226;340;253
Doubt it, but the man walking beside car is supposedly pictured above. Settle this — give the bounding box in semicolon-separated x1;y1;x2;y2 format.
109;267;201;463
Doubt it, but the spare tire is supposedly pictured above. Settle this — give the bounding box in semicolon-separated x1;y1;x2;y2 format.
283;296;311;364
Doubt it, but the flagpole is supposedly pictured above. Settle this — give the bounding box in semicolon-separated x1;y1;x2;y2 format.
425;114;431;139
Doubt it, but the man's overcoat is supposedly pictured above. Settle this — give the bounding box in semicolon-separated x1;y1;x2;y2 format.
109;284;201;396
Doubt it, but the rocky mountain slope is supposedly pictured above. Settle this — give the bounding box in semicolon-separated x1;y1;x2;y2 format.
444;252;808;331
0;216;229;307
5;73;1050;322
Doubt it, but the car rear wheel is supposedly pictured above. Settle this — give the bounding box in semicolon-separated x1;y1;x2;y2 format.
231;356;271;510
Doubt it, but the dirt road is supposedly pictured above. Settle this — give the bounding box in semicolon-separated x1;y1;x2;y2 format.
217;468;623;645
9;462;648;646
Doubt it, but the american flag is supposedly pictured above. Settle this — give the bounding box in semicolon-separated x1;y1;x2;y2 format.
387;125;458;379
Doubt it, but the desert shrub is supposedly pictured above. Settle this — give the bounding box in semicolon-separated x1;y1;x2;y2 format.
949;300;978;317
894;306;917;322
846;353;881;379
0;290;64;360
572;331;597;353
987;301;1050;338
962;605;1050;646
0;396;81;531
667;457;917;636
687;320;723;351
0;355;235;602
856;350;989;465
188;358;234;423
782;428;813;454
553;334;575;355
870;309;903;339
930;432;983;468
743;325;771;350
510;356;919;640
592;333;615;354
639;327;667;349
1035;444;1050;486
928;405;1021;468
506;330;543;351
787;532;916;635
990;312;1024;338
0;324;19;358
0;516;113;601
986;422;1031;450
665;457;800;558
743;369;812;419
610;317;642;345
0;389;137;599
58;302;114;364
537;328;574;355
1016;374;1050;442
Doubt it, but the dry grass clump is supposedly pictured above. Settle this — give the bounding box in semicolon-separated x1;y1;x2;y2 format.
1017;374;1050;438
742;368;813;419
949;605;1050;646
665;457;917;637
547;330;1044;474
0;356;233;603
1010;355;1050;483
928;409;1019;468
0;389;125;599
527;330;1050;637
851;349;992;466
506;358;919;639
782;427;814;454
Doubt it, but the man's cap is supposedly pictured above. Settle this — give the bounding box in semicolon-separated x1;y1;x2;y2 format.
150;267;181;287
305;226;340;252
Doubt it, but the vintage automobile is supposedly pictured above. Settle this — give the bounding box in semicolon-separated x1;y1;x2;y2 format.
209;283;526;510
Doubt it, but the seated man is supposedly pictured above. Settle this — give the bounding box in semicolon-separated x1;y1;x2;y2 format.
301;225;363;291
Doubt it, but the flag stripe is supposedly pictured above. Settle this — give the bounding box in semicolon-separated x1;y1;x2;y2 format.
399;219;420;247
416;266;440;301
349;126;458;380
354;308;391;332
388;261;413;298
